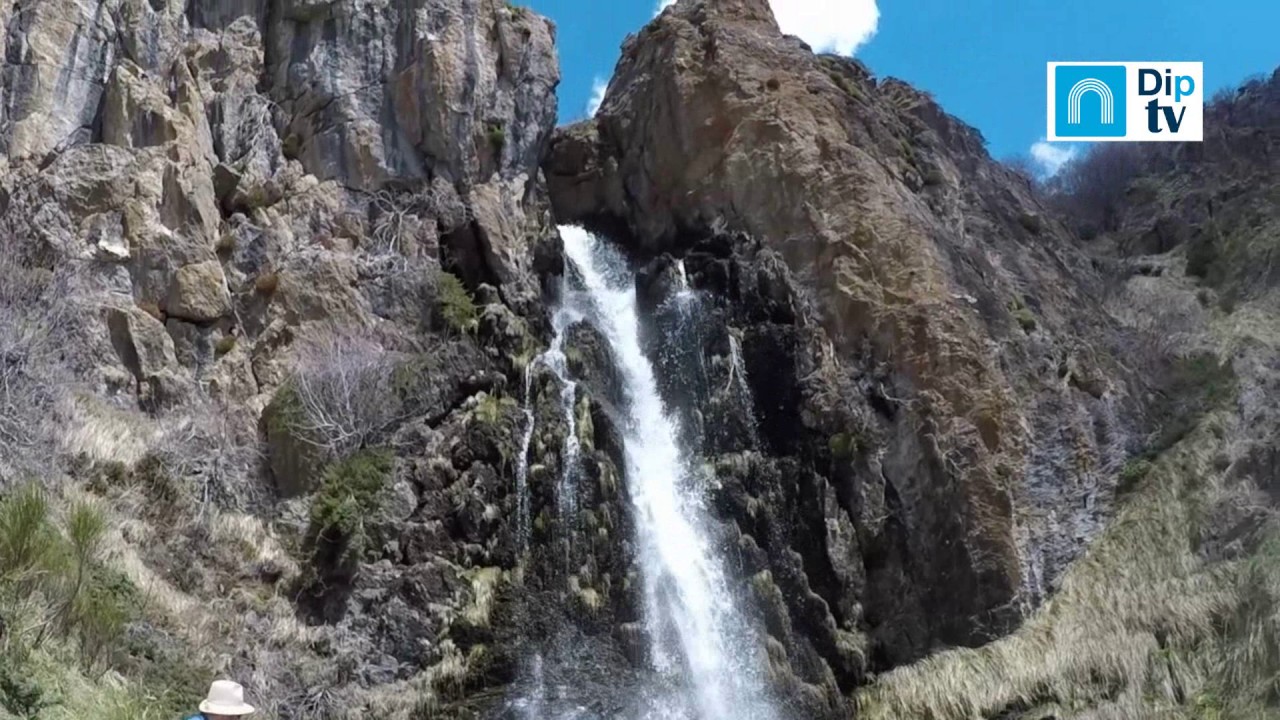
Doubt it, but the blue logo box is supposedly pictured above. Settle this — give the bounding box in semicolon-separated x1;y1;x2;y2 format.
1054;65;1127;138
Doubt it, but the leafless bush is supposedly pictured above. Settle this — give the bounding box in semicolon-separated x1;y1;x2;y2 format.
154;396;265;516
0;254;74;477
287;325;402;459
368;179;470;256
1045;143;1147;238
1002;154;1040;189
1107;278;1206;370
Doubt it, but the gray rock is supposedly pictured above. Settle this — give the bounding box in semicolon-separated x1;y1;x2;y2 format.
166;261;232;322
107;304;178;381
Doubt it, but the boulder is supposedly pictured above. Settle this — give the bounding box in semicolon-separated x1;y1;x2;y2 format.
107;305;178;382
166;261;232;322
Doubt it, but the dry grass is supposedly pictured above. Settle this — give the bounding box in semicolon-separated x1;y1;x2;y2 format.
858;414;1247;719
859;287;1280;720
59;395;160;467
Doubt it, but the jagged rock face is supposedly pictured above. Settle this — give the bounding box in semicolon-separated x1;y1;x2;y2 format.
2;0;560;313
0;0;563;715
546;0;1136;675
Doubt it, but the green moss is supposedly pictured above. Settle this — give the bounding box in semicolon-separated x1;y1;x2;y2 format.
473;392;514;426
1013;307;1038;332
214;335;236;357
486;122;506;154
1117;458;1154;495
1008;297;1038;333
575;395;594;451
829;432;861;460
438;271;479;334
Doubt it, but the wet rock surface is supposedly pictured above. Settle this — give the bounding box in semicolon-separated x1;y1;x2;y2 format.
545;0;1137;688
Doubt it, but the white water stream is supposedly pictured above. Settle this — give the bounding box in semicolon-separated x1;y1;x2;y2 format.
547;226;774;720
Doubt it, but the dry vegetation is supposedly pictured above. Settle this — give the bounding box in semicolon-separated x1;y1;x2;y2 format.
0;254;74;478
285;325;404;460
857;410;1279;720
858;236;1280;718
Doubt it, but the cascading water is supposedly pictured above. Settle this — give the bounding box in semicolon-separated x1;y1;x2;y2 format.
726;332;760;447
534;226;773;720
544;311;582;524
515;363;537;551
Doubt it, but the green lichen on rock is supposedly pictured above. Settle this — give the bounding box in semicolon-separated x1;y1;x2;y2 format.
472;392;517;427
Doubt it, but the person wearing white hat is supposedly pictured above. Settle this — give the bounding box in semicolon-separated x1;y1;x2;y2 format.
185;680;256;719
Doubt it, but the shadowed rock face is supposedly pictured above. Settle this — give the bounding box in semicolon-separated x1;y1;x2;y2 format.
546;0;1137;676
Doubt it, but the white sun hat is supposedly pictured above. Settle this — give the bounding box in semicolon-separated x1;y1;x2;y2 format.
198;680;256;716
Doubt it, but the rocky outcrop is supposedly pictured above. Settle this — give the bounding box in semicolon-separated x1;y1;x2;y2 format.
545;0;1135;686
11;0;1275;716
0;0;562;716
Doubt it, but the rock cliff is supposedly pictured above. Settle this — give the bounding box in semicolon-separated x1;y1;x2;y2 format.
1;0;1278;717
0;0;566;716
547;0;1133;681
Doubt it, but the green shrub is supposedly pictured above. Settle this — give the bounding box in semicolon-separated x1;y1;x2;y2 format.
829;432;862;460
1186;233;1220;279
214;335;237;356
132;454;182;508
1148;353;1238;453
0;657;50;717
1018;212;1044;234
74;566;140;671
0;484;64;588
486;122;506;153
1117;458;1153;494
438;271;479;334
309;449;395;570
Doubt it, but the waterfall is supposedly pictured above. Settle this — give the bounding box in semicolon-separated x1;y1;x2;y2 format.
545;309;582;523
554;226;775;720
726;333;760;447
514;303;584;556
515;363;536;551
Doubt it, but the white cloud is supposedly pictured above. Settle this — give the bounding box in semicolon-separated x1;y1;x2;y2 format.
1030;139;1078;177
655;0;879;56
770;0;879;55
586;76;607;117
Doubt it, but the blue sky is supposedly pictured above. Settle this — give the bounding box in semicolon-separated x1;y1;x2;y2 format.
524;0;1280;175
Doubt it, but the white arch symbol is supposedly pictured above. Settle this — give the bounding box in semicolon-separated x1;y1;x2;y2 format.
1067;78;1115;125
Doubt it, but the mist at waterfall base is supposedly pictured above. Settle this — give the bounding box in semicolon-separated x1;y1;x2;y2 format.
503;227;777;720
